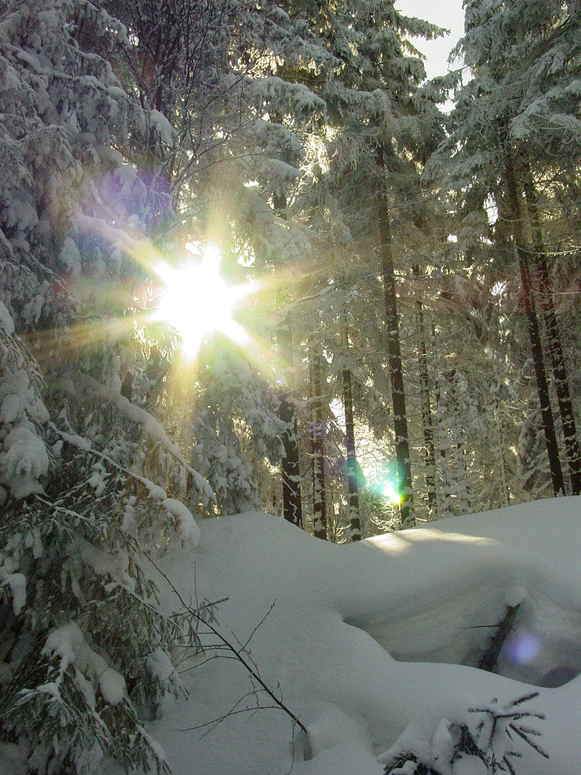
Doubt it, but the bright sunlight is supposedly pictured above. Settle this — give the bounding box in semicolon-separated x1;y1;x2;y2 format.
380;480;403;505
152;244;257;358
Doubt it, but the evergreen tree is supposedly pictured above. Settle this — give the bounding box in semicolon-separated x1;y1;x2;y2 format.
0;2;208;771
428;0;580;499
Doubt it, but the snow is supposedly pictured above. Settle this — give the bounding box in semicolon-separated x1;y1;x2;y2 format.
298;743;382;775
147;648;175;683
78;540;133;590
0;393;23;423
505;583;527;608
43;622;126;706
53;426;92;451
0;300;15;334
0;423;49;499
106;495;579;775
141;478;166;502
162;498;201;547
305;704;373;759
149;110;175;146
54;375;213;501
99;667;126;705
1;572;26;615
2;498;578;775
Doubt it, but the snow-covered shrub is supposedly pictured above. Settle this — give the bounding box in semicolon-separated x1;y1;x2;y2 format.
0;367;211;772
382;693;548;775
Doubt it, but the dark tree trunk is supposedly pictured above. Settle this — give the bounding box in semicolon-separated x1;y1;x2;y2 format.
432;325;451;513
342;363;362;540
377;145;414;527
441;368;471;513
503;151;564;496
310;351;328;540
523;174;580;495
494;401;512;507
279;393;303;527
277;318;304;526
413;265;437;517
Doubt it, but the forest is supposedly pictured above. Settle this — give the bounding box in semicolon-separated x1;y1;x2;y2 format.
0;0;579;773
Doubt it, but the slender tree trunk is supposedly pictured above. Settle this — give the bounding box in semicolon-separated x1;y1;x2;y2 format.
523;173;580;495
279;393;303;527
494;402;511;507
342;361;362;541
442;368;471;514
377;145;414;527
310;350;328;540
274;150;307;523
431;325;451;514
277;317;304;526
278;317;304;526
503;150;564;496
413;265;437;517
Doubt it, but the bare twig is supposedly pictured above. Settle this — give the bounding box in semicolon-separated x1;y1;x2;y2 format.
181;705;284;733
142;550;308;736
241;600;277;652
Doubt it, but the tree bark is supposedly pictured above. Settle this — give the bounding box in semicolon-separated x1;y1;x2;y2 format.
342;362;362;540
377;144;414;527
278;318;304;526
523;173;580;495
503;150;564;496
279;393;303;527
310;350;328;540
413;265;437;517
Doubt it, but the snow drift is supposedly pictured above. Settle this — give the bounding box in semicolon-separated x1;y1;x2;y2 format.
127;495;581;775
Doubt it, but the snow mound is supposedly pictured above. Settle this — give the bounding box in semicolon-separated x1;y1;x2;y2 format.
139;496;580;775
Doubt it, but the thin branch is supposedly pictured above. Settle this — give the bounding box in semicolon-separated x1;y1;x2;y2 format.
241;600;277;652
142;551;308;736
180;705;283;733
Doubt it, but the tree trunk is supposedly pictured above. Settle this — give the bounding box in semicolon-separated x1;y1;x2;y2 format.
377;145;414;527
503;151;564;496
279;393;303;527
494;402;512;507
413;265;437;517
310;351;328;540
523;173;580;495
278;318;304;526
441;368;471;514
342;363;362;541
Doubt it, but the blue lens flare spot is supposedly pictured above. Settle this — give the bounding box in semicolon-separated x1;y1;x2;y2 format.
503;632;541;664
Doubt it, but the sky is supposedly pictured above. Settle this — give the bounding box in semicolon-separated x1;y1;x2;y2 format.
396;0;465;79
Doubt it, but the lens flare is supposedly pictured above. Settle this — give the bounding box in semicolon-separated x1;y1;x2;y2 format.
152;244;257;358
380;479;403;505
372;461;404;505
503;632;541;665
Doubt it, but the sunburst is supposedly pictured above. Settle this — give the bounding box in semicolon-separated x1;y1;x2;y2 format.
151;244;257;358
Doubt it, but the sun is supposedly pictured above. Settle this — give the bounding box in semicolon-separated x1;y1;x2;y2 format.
152;244;256;358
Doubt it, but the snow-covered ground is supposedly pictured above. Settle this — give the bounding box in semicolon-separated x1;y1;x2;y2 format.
2;497;580;774
142;496;581;774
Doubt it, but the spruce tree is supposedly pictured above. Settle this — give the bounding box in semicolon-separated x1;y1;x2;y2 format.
0;2;207;771
428;0;580;499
